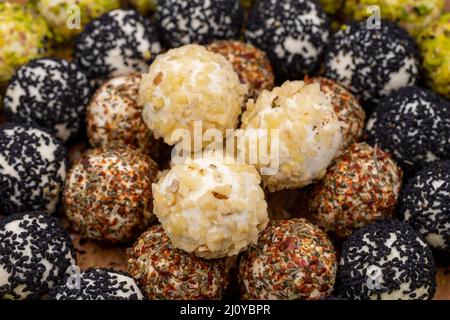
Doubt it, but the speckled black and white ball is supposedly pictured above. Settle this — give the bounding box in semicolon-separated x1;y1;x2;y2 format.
74;9;161;84
0;212;76;300
50;269;144;300
3;58;92;142
245;0;330;81
336;220;436;300
0;123;67;215
324;20;420;106
366;86;450;175
156;0;243;49
399;161;450;253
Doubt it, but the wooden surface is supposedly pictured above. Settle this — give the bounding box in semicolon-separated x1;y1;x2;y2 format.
4;0;450;300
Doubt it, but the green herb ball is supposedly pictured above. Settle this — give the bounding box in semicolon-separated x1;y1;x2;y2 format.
418;13;450;99
0;2;52;86
33;0;121;43
320;0;345;16
343;0;444;37
128;0;158;15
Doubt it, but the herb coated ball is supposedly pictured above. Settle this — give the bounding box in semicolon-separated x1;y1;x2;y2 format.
239;81;342;192
309;143;403;238
50;268;144;300
239;218;337;300
399;161;450;253
128;224;228;300
128;0;157;15
245;0;330;81
74;9;161;85
34;0;121;43
0;2;52;86
64;145;159;244
366;86;450;175
0;212;76;300
336;220;436;300
4;58;92;142
156;0;244;49
207;40;275;101
324;20;420;107
0;123;67;215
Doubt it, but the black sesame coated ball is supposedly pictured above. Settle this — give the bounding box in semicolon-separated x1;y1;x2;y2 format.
0;123;68;215
0;212;76;300
366;86;450;176
3;58;92;142
157;0;243;49
336;220;436;300
50;268;144;300
245;0;330;82
399;161;450;253
324;20;420;107
74;9;161;85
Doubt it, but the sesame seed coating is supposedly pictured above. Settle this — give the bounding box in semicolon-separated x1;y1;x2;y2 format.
0;122;68;215
4;58;92;142
399;161;450;253
309;143;403;238
239;218;337;300
0;212;76;300
64;145;159;244
336;220;436;300
127;224;228;300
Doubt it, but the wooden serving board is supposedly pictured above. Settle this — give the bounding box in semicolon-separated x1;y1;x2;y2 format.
4;0;450;300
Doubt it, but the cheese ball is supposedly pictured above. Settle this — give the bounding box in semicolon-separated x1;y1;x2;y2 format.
207;40;275;101
239;218;337;300
417;14;450;99
343;0;444;38
156;0;243;49
34;0;121;43
309;143;403;238
305;77;365;152
139;44;247;150
366;86;450;175
50;269;144;300
245;0;330;81
128;224;228;299
4;58;92;142
0;2;52;86
399;161;450;253
74;9;161;84
64;145;159;244
336;220;436;300
0;123;67;215
239;81;342;192
0;212;76;300
152;155;269;259
324;20;420;107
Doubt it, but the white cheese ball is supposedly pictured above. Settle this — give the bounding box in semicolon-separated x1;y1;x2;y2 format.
139;44;247;150
239;81;342;192
152;155;269;259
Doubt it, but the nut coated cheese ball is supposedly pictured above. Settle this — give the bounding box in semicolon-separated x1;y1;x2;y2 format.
152;155;269;259
139;44;247;150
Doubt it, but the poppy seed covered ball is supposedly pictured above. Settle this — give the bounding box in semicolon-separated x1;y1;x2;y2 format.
324;20;420;106
366;86;450;175
75;9;161;84
156;0;244;49
64;145;159;244
4;58;92;142
336;220;436;300
239;218;337;300
245;0;330;81
128;224;228;299
399;161;450;253
0;212;76;300
0;123;67;215
309;143;403;238
50;269;144;300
